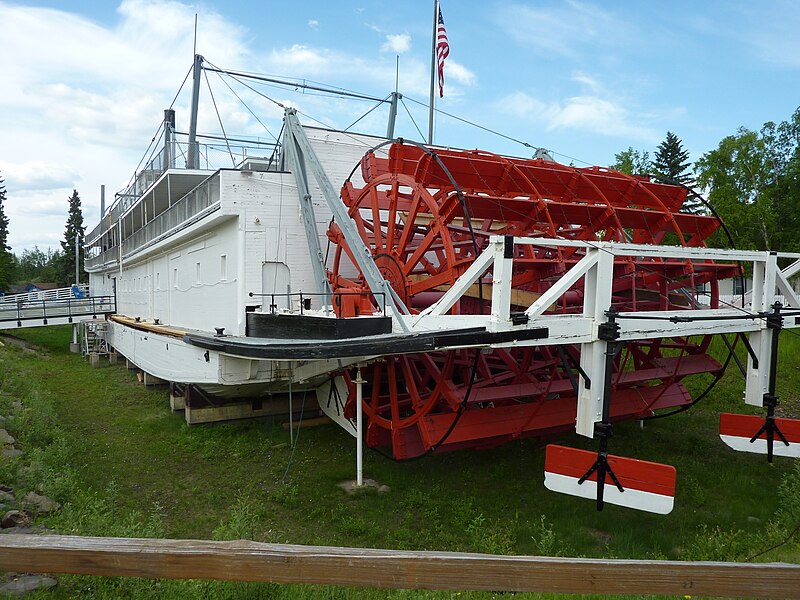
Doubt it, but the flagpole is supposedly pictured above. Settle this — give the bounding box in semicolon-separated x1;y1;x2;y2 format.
427;0;439;145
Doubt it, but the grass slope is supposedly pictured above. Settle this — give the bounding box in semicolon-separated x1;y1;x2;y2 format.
1;326;799;598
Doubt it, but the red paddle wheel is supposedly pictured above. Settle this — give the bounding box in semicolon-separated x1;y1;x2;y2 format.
327;142;741;459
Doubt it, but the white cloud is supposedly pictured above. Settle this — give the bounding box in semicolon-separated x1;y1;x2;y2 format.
498;91;659;142
269;44;332;73
0;161;80;193
382;33;411;54
495;1;628;59
445;61;476;87
741;3;800;68
308;19;319;30
0;0;253;251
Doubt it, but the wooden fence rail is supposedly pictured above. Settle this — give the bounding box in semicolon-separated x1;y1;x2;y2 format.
0;534;798;598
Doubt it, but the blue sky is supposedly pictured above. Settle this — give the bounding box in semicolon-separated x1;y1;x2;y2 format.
1;0;799;253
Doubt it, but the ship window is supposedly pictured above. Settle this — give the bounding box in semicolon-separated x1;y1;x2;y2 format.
196;262;201;284
220;255;227;281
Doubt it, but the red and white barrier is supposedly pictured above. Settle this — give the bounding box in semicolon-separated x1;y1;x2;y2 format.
719;413;800;458
544;444;677;515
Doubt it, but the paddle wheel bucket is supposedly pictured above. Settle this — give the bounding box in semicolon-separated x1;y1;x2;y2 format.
327;141;741;459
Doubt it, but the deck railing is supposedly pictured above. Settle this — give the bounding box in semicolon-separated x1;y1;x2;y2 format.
0;293;115;327
0;285;89;305
85;175;221;269
121;176;220;258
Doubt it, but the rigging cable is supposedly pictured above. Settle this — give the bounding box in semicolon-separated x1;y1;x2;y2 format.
399;96;427;142
344;94;393;132
203;68;236;167
281;389;308;484
204;59;280;143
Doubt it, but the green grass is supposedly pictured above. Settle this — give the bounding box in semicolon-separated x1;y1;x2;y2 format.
1;326;799;598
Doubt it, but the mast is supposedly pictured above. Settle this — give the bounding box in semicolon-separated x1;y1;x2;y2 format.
386;91;400;139
187;54;203;169
427;0;439;144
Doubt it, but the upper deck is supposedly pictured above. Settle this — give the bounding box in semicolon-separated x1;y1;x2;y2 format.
84;127;281;272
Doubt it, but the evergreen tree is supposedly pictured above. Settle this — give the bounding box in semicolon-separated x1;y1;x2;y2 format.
652;131;700;212
0;173;12;292
57;189;86;286
652;131;693;185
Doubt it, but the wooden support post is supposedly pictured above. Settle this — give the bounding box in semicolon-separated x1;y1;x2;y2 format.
169;392;186;413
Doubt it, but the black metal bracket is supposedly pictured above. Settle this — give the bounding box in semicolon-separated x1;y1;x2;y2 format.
578;308;625;511
738;332;760;371
751;394;790;463
752;302;788;463
579;422;625;511
556;345;591;392
503;234;515;259
598;309;621;341
510;312;529;326
720;334;748;378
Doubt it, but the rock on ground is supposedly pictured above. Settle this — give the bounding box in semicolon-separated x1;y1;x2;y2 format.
1;510;30;529
22;492;60;514
0;429;15;445
0;575;58;597
2;448;23;459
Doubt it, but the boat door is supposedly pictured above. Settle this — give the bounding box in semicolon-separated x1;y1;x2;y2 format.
261;261;291;311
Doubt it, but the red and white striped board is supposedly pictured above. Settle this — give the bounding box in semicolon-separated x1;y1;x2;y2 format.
544;444;677;515
719;413;800;458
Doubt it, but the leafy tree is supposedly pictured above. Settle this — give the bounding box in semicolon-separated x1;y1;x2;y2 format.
610;147;651;175
56;189;86;286
14;246;61;283
695;108;800;251
0;173;12;292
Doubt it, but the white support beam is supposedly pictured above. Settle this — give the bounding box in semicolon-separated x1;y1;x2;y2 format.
776;270;800;308
417;241;498;318
490;238;514;327
576;247;614;438
615;310;765;340
745;253;777;407
525;251;599;319
780;257;800;280
404;237;800;422
513;238;800;263
283;110;410;331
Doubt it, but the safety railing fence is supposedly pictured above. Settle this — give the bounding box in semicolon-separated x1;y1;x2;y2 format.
0;285;89;305
121;176;220;257
0;295;116;325
247;291;387;316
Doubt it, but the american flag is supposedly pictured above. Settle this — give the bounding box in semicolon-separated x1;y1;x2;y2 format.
437;7;450;97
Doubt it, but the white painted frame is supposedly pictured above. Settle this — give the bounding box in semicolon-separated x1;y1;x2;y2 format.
403;236;800;438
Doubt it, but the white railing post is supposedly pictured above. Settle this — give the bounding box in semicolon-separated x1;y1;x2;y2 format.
355;366;365;487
